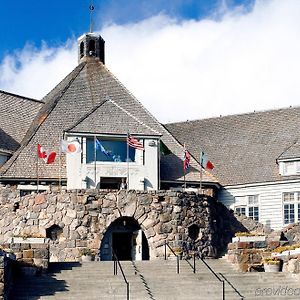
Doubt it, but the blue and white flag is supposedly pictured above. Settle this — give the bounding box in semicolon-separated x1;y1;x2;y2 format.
95;139;112;157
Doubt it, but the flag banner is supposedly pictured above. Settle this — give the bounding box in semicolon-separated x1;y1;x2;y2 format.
37;144;56;164
183;144;190;170
127;133;144;150
200;151;214;170
95;139;113;158
61;140;81;154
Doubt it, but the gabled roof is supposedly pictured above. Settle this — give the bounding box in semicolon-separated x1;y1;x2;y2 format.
278;140;300;160
67;98;161;136
0;57;216;184
0;90;43;153
166;107;300;186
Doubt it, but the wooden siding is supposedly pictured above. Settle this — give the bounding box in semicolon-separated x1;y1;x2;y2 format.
218;181;300;230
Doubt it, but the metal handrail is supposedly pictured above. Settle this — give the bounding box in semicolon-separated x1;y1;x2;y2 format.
164;241;180;274
112;249;130;300
199;257;225;300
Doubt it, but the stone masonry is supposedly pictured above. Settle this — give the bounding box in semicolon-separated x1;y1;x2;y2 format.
0;184;248;262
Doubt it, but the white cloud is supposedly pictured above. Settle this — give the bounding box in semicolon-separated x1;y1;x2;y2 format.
1;0;300;123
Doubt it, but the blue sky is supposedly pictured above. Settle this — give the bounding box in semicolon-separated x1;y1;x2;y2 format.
1;0;300;123
0;0;254;61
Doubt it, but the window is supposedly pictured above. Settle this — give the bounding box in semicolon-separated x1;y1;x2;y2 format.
86;138;136;163
235;206;246;215
283;192;300;225
234;195;259;221
249;206;259;221
282;161;300;175
284;203;295;224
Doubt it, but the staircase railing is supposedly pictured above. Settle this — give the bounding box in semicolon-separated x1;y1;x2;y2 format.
112;249;130;300
199;257;225;300
164;241;180;274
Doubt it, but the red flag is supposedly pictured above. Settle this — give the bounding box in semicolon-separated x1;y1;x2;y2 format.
183;144;190;171
37;144;56;164
200;151;214;170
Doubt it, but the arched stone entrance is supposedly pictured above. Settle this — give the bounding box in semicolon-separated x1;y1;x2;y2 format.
100;216;150;261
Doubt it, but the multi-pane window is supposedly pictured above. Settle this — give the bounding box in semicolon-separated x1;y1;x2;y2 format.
282;161;300;175
283;192;300;225
249;206;259;221
234;195;259;221
235;206;246;215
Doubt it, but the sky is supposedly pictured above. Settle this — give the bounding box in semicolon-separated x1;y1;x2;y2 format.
1;0;300;123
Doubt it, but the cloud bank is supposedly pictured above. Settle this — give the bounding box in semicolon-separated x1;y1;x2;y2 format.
1;0;300;123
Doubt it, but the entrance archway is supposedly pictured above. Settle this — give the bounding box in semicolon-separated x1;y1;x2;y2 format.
100;217;150;261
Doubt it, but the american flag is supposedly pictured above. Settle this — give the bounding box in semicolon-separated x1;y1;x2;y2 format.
127;133;144;150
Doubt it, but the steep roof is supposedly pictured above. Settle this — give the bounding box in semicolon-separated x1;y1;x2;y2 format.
0;90;43;153
278;140;300;160
0;57;216;184
67;98;161;136
166;107;300;186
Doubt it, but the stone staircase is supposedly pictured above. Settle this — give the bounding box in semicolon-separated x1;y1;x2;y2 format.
10;258;300;300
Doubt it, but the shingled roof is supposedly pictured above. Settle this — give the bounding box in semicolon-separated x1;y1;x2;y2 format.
166;107;300;186
0;57;216;184
0;90;43;153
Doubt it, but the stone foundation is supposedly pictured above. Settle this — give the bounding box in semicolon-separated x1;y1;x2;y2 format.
0;185;249;262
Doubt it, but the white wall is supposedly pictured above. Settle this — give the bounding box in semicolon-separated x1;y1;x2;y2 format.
218;180;300;230
66;136;159;191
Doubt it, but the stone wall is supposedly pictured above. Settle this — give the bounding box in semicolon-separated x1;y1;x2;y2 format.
0;184;250;261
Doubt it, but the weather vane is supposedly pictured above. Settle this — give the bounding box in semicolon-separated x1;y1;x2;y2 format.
89;0;95;33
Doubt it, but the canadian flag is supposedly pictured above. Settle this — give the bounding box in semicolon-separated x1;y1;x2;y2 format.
37;144;56;164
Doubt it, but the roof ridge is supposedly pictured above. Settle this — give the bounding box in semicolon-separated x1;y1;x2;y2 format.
0;63;86;176
65;99;109;132
277;138;300;161
166;105;300;125
108;98;161;135
0;89;44;104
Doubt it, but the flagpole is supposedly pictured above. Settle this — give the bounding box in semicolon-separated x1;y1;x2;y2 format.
36;147;39;193
94;135;97;189
127;132;129;190
59;134;61;191
183;143;186;191
199;151;203;194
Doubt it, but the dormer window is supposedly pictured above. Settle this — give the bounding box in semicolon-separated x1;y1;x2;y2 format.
280;160;300;176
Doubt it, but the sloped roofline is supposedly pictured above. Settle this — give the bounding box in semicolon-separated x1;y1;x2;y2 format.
0;63;86;176
167;105;300;126
0;89;44;104
66;97;162;136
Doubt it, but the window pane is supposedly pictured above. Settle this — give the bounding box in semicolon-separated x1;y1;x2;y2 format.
235;207;246;215
86;138;136;163
283;193;294;202
284;162;295;174
284;203;295;224
249;206;259;221
248;195;258;205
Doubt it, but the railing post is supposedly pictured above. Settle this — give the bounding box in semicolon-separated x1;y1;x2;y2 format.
177;255;179;274
222;280;225;300
164;240;167;260
193;253;196;273
127;282;130;300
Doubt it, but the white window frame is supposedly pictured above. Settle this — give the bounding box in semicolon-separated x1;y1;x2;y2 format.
282;192;300;225
234;195;260;221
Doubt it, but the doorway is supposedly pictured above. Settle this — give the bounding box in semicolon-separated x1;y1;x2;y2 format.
100;217;150;261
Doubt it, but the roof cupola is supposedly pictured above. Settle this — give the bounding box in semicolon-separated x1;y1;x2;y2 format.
77;33;105;64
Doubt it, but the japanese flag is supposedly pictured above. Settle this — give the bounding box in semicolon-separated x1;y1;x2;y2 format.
61;140;81;154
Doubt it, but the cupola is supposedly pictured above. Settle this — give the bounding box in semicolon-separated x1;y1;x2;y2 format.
77;33;105;64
